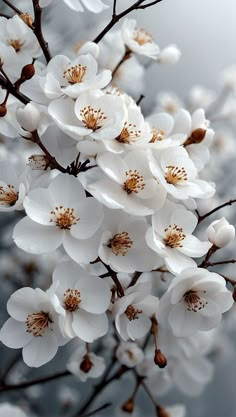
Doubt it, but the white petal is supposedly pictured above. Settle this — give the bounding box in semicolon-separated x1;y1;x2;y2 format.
72;310;108;342
0;318;33;348
22;330;58;367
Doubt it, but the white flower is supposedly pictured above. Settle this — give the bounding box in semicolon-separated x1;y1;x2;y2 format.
116;341;144;367
146;200;211;274
155;91;183;114
82;150;167;216
148;146;215;200
158;44;181;65
158;267;233;337
172;108;215;170
42;54;111;99
16;103;41;133
0;287;67;367
99;209;160;273
13;173;104;263
0;404;27;417
113;283;159;341
207;217;235;248
0;15;41;63
48;90;125;141
158;404;186;417
48;260;110;341
103;101;151;153
63;0;109;13
145;112;183;150
188;86;216;111
0;160;30;212
67;344;105;381
121;19;160;59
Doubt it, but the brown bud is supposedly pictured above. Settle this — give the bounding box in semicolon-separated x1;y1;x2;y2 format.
20;13;34;28
122;399;134;413
0;104;7;117
156;405;170;417
154;349;167;368
184;128;207;146
21;64;35;82
79;354;93;373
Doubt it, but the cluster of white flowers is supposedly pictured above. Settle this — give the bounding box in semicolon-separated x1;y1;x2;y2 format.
0;2;236;417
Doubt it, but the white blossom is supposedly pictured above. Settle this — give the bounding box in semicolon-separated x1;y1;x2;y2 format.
121;19;160;59
207;217;235;248
67;345;105;381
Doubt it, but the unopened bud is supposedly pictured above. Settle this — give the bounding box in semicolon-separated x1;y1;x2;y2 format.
158;44;181;65
21;64;35;82
156;405;170;417
207;217;235;248
184;128;206;146
16;103;40;132
28;154;50;170
80;355;93;374
0;104;7;117
20;13;34;28
122;399;134;413
154;349;167;368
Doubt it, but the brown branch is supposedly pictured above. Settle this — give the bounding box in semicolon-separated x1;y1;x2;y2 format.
101;262;125;297
93;0;163;44
0;74;30;105
0;370;70;392
32;0;51;63
207;259;236;267
112;48;132;77
128;271;142;287
31;131;67;173
2;0;21;14
198;199;236;223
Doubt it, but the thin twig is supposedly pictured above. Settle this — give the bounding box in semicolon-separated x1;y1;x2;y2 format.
0;74;30;105
2;0;21;14
80;403;111;417
101;261;125;297
128;271;142;287
198;199;236;223
32;0;51;63
93;0;163;44
31;131;67;173
0;370;70;392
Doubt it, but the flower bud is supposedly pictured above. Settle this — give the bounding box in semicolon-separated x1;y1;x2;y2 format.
207;217;235;248
122;399;134;413
154;349;167;368
79;355;93;373
20;13;34;28
184;128;206;146
21;64;35;82
0;104;7;117
158;44;181;65
156;405;170;417
28;155;50;170
16;103;40;132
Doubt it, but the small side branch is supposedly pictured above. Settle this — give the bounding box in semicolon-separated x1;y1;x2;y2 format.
198;199;236;223
32;0;51;63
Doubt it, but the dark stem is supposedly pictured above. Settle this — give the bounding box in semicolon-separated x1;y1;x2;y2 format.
112;49;132;77
0;370;70;392
199;244;218;268
2;0;22;14
80;403;111;417
101;261;125;297
93;0;163;44
136;94;145;106
128;271;142;287
32;0;51;63
207;259;236;267
31;131;67;173
0;74;30;105
198;199;236;223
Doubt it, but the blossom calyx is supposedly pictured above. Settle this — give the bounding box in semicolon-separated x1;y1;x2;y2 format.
80;354;94;373
154;349;168;368
122;399;134;413
207;217;235;248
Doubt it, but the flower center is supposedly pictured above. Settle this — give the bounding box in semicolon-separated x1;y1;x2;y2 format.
134;28;153;45
123;170;145;194
165;165;188;185
50;206;80;230
26;311;52;337
183;290;208;312
184;128;207;147
63;64;87;84
0;185;18;207
80;106;107;131
9;39;24;52
125;304;142;321
149;128;165;143
64;288;81;312
116;122;141;144
107;232;133;256
164;224;186;248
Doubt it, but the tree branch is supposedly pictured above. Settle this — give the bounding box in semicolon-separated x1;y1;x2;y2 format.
32;0;51;63
0;370;70;392
0;74;30;105
197;199;236;223
93;0;163;44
